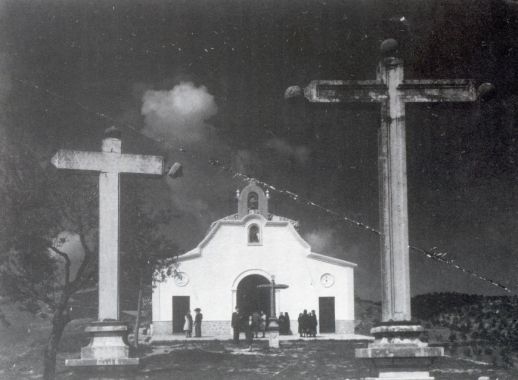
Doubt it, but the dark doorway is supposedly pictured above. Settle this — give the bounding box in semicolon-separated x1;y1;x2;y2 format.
319;297;335;333
172;296;190;333
237;274;270;317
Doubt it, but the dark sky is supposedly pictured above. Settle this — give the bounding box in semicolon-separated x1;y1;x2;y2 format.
1;0;518;300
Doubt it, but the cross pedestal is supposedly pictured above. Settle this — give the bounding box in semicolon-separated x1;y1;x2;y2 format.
51;127;164;368
257;276;288;348
287;40;480;379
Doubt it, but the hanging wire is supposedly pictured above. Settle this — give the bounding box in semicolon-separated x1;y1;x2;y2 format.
12;77;513;293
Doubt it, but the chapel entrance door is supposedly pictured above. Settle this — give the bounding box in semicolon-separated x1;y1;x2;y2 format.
237;274;270;317
319;297;335;333
172;296;190;333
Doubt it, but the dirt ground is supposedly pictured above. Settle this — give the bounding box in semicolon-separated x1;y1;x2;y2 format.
48;340;518;380
2;311;518;380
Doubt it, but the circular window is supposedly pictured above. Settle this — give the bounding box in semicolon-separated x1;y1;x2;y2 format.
174;272;190;287
320;273;335;288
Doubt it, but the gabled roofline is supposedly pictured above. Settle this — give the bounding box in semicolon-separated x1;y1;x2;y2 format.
176;214;357;269
308;252;357;268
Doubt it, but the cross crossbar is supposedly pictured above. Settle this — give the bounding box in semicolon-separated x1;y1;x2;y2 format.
303;78;476;104
398;79;476;102
305;80;386;103
51;149;164;175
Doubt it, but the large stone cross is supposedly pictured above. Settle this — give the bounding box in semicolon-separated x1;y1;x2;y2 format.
51;127;163;321
286;40;477;322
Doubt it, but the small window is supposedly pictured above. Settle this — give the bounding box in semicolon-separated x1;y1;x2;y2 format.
247;192;259;211
248;224;260;244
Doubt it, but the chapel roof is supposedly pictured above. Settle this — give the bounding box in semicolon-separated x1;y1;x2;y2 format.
210;212;299;230
180;183;355;268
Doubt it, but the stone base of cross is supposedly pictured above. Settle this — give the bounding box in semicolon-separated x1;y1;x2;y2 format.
356;322;442;380
52;127;165;369
65;321;140;368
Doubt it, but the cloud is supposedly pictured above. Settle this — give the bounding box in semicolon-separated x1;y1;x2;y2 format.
304;229;335;253
265;138;310;165
141;82;218;144
233;149;263;176
138;81;237;248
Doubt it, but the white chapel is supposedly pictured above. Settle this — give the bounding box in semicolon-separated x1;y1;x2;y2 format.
151;182;357;337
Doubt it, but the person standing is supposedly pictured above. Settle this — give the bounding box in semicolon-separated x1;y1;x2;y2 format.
259;311;266;338
278;312;286;335
310;310;318;337
194;308;203;337
184;310;193;338
231;307;241;344
245;314;254;349
298;312;304;337
285;312;291;335
252;311;260;338
302;309;309;337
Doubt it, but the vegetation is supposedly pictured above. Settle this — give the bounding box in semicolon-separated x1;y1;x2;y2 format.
120;179;179;350
0;151;98;380
0;149;176;379
355;292;518;367
413;292;518;367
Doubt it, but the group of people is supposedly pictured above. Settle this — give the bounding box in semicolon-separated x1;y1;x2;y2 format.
231;308;267;344
278;312;291;335
183;308;203;338
184;307;317;340
298;309;318;337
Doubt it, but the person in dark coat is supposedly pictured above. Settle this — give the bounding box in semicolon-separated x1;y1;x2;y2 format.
298;313;303;337
278;312;286;335
285;312;291;335
231;307;241;344
302;309;309;337
194;308;203;337
244;314;254;348
309;310;317;337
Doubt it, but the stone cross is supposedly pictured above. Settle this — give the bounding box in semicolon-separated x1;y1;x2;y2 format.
51;127;163;321
257;276;289;327
286;39;477;322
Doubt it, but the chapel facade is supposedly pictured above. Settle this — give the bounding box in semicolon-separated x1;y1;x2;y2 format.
151;182;357;337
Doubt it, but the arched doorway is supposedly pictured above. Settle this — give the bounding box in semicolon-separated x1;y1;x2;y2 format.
236;274;270;317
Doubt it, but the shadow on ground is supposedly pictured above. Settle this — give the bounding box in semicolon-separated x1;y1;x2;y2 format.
48;340;518;380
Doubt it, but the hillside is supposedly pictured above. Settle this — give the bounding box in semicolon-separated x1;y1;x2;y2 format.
356;293;518;367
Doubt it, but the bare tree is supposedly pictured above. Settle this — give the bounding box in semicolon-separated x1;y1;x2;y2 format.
120;179;178;350
0;150;98;380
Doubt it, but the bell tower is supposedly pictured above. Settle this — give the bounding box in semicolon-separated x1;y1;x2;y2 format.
237;181;269;218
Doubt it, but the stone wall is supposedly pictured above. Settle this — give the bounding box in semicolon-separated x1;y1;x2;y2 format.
202;321;231;336
151;321;172;335
335;320;355;334
151;321;232;337
152;319;355;337
290;320;355;335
